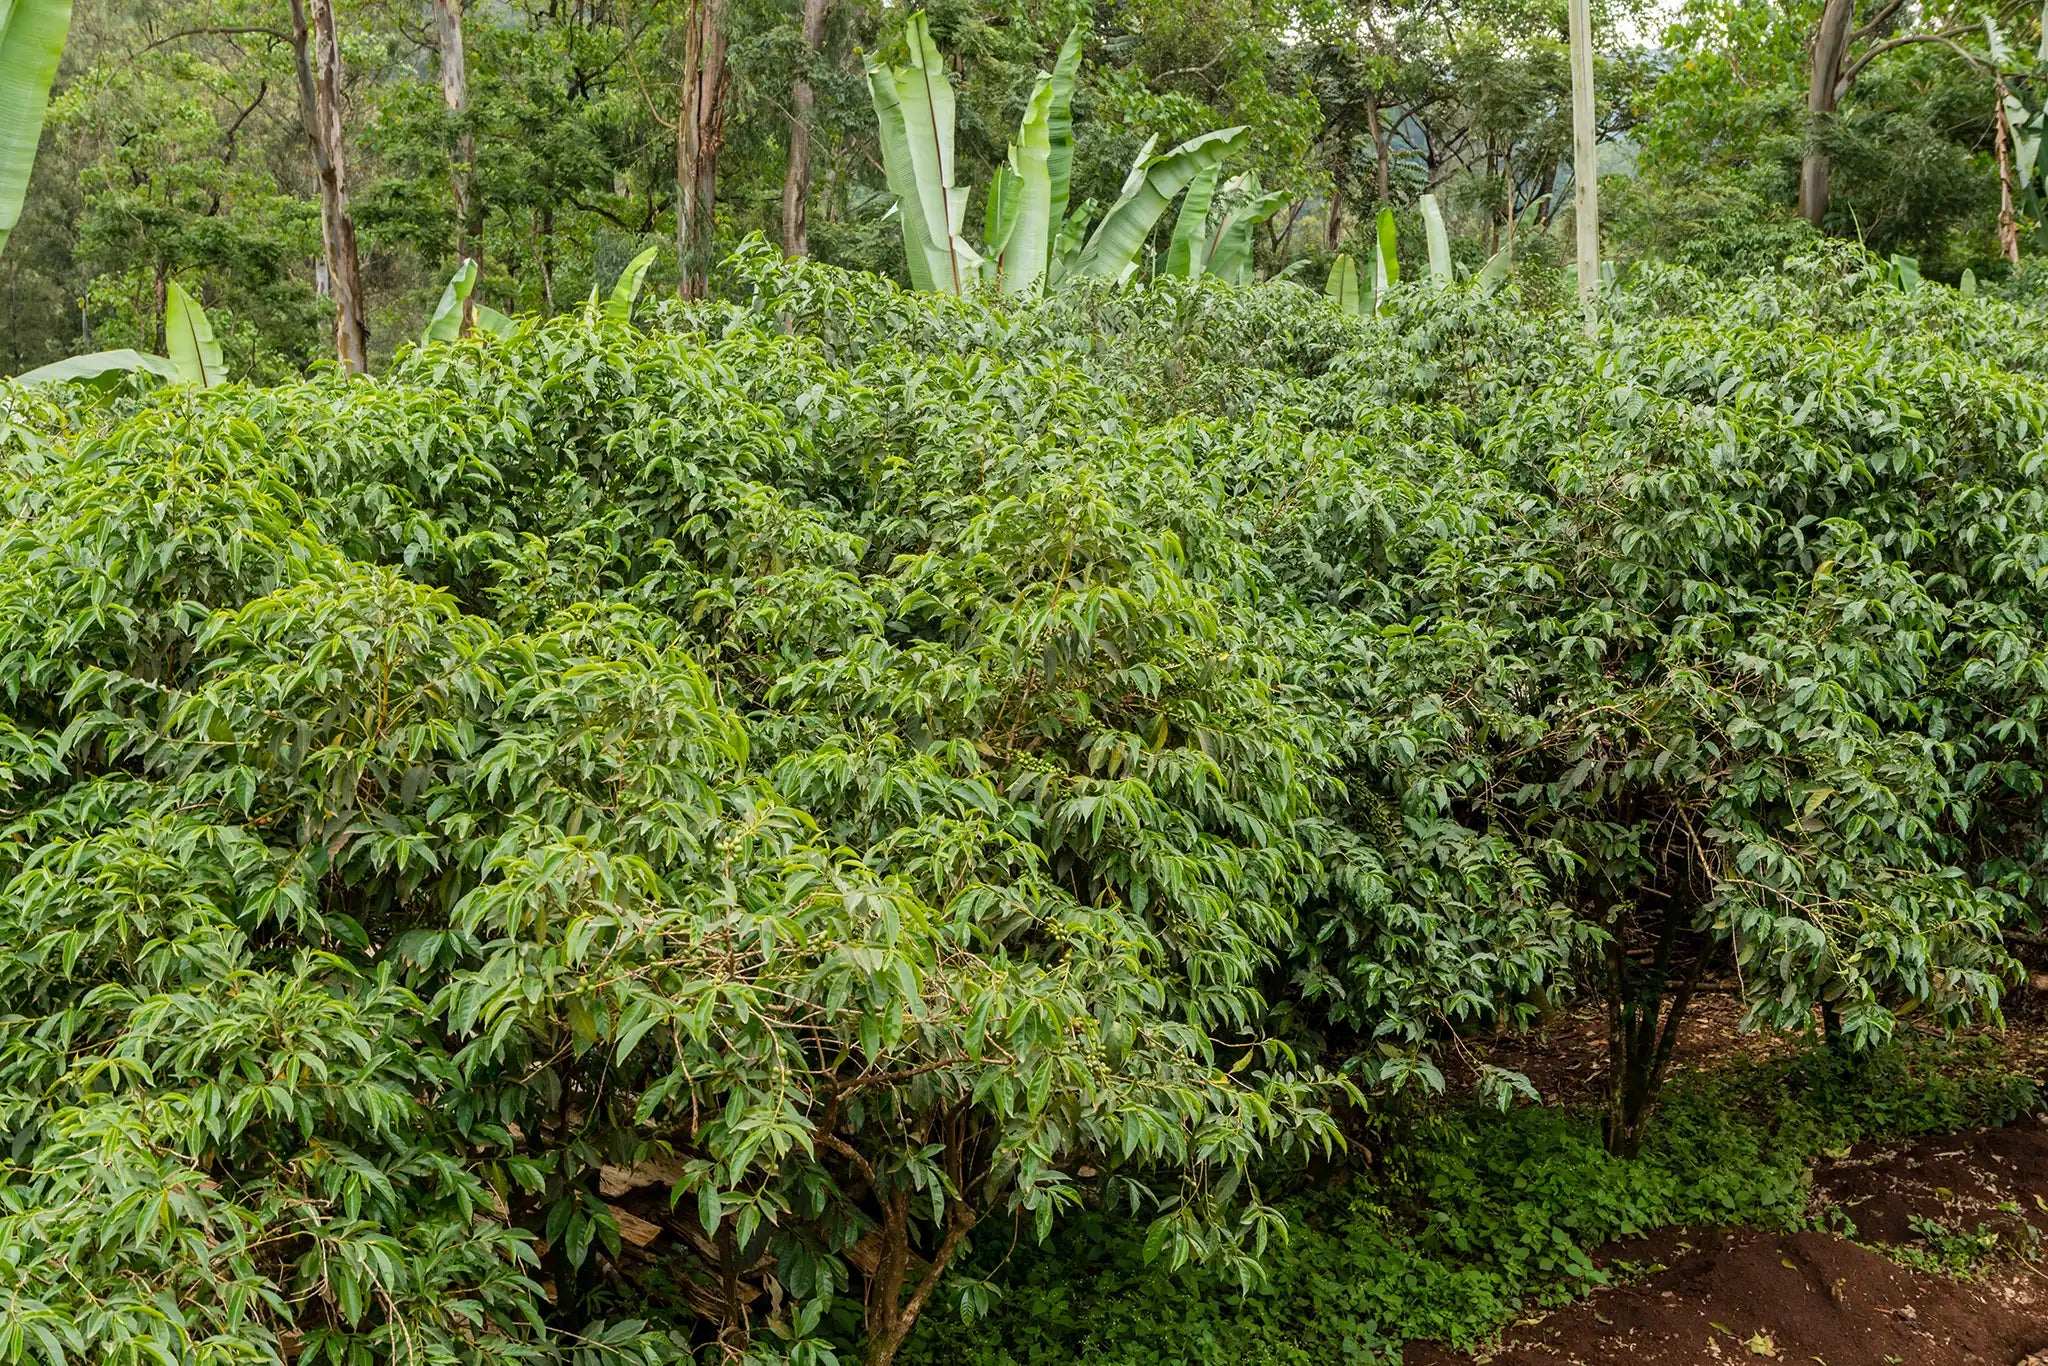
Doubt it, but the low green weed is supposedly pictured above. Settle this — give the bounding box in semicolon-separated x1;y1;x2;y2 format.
900;1035;2040;1365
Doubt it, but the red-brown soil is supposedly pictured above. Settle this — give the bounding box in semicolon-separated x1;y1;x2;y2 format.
1406;1111;2048;1366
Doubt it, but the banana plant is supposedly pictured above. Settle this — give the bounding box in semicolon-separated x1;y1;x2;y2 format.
424;258;478;342
1201;173;1287;285
869;15;1258;297
1075;127;1248;284
1372;206;1399;311
0;0;73;261
16;281;226;387
1325;253;1361;315
867;13;980;294
605;245;660;322
1420;193;1452;285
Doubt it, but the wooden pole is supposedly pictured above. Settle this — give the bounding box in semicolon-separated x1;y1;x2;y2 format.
1568;0;1598;338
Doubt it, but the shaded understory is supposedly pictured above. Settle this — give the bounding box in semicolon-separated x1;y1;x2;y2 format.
900;1033;2045;1365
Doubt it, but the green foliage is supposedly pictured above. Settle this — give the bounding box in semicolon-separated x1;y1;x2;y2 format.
870;14;1259;296
0;0;71;259
6;234;2048;1361
902;1036;2041;1365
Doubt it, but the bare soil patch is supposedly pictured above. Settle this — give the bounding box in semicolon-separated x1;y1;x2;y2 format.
1406;1116;2048;1366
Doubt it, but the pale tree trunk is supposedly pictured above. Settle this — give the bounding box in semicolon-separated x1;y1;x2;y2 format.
1568;0;1599;336
781;0;829;257
677;0;729;299
435;0;477;318
292;0;368;372
1800;0;1856;230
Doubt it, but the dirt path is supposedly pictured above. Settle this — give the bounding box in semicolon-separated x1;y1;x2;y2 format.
1407;1117;2048;1366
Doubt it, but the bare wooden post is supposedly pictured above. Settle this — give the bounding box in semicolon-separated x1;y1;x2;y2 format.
1568;0;1599;338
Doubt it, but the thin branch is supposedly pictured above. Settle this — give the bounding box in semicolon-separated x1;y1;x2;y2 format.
1836;27;1980;97
1847;0;1908;47
134;25;292;55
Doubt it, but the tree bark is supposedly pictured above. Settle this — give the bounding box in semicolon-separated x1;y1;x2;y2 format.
1602;904;1714;1157
292;0;367;373
781;0;828;258
1800;0;1857;230
435;0;477;312
1567;0;1599;337
1366;91;1390;205
677;0;730;299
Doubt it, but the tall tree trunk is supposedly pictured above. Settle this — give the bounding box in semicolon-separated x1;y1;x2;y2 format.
292;0;367;372
677;0;729;298
781;0;828;257
1323;176;1345;253
1800;0;1856;230
1568;0;1599;336
435;0;477;311
1366;92;1391;204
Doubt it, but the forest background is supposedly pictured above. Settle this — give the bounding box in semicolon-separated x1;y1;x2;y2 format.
2;0;2038;380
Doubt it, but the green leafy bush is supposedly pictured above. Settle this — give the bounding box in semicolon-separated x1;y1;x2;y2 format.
3;237;2048;1363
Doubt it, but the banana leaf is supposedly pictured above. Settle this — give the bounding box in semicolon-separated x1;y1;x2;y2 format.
606;245;659;323
1077;127;1246;281
475;305;516;338
1476;244;1513;293
1044;25;1083;249
1164;164;1220;279
1961;267;1979;297
14;349;177;386
992;69;1055;296
886;13;981;293
1420;193;1452;285
0;0;72;260
165;281;226;387
1048;199;1096;288
1203;173;1286;286
1325;253;1360;316
866;59;940;292
1374;206;1398;311
425;258;478;342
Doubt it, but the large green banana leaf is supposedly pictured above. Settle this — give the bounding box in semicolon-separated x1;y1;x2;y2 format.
1420;193;1452;284
1044;25;1082;248
866;60;940;293
0;0;72;260
1202;172;1286;286
1325;253;1360;316
165;281;227;387
425;258;477;342
991;71;1055;296
1374;206;1398;311
474;305;516;338
883;13;980;293
1476;243;1513;293
1076;126;1246;281
14;348;177;386
606;245;659;323
1163;164;1220;279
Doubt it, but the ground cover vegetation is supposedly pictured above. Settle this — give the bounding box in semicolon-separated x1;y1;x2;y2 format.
8;0;2048;1363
